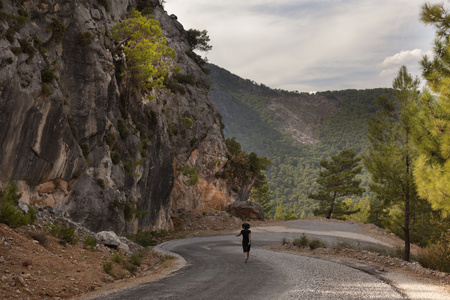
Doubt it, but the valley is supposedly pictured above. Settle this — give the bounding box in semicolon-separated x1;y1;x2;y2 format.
209;64;385;217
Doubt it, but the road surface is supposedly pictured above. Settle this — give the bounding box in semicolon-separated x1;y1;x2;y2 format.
91;221;406;300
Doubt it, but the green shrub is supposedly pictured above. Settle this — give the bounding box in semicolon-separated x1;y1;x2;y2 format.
41;82;51;96
160;254;174;263
96;178;105;189
129;253;141;266
174;73;195;85
10;14;28;27
128;230;167;247
111;253;124;264
186;50;208;72
180;117;193;129
164;76;186;94
293;234;309;248
102;261;113;275
309;239;326;250
123;158;146;173
0;182;36;228
105;132;117;148
136;1;153;15
41;61;58;83
47;18;65;43
145;109;156;125
416;230;450;273
77;31;93;46
130;231;157;247
111;151;121;164
177;165;199;186
84;234;97;251
418;245;450;273
19;39;35;59
124;263;137;273
46;221;77;245
117;119;128;139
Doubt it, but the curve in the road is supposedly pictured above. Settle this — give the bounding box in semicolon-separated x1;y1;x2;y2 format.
91;234;405;300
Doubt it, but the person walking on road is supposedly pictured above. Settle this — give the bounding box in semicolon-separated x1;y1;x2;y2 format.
236;223;251;263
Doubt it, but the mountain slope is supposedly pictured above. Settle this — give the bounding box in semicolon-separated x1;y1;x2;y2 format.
208;64;387;216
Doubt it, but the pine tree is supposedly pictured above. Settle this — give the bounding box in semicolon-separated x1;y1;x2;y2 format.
309;149;364;219
363;66;430;261
249;176;273;218
273;204;286;220
410;3;450;216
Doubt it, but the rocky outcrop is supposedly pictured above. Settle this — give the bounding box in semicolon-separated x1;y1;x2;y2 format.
227;200;265;220
0;0;242;234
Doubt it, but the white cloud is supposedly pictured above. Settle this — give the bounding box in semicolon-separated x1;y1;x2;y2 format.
378;49;433;79
165;0;440;91
379;49;424;70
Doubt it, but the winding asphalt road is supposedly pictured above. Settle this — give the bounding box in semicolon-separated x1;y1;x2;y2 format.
91;221;406;300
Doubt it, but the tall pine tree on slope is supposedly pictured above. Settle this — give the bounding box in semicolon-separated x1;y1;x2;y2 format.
362;66;438;261
410;3;450;216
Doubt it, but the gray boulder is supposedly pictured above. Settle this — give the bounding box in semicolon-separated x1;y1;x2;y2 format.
95;231;121;248
95;231;132;253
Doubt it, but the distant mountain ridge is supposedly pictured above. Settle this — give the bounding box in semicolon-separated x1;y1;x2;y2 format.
209;64;339;147
208;63;387;217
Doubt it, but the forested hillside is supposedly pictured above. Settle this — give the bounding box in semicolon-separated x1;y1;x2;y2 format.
209;64;387;217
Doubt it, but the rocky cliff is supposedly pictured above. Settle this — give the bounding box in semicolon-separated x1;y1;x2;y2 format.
0;0;240;233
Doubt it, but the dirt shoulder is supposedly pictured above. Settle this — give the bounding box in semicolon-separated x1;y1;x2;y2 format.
0;223;181;300
0;211;245;300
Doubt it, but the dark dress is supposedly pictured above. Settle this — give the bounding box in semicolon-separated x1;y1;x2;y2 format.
241;229;251;252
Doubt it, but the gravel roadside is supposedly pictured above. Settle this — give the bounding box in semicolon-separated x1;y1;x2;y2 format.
252;219;449;300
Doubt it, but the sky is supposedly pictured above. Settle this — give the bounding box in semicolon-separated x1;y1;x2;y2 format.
164;0;442;93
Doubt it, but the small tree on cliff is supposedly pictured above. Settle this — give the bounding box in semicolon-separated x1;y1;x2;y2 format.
309;149;364;219
113;9;176;93
186;29;212;72
219;137;271;206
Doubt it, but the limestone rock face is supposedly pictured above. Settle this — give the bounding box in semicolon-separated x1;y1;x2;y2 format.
227;201;265;220
0;0;242;234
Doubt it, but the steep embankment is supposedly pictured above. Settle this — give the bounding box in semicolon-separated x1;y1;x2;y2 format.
0;0;240;233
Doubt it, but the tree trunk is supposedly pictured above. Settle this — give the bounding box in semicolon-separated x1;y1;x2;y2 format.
326;194;336;219
403;142;411;261
404;199;410;261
